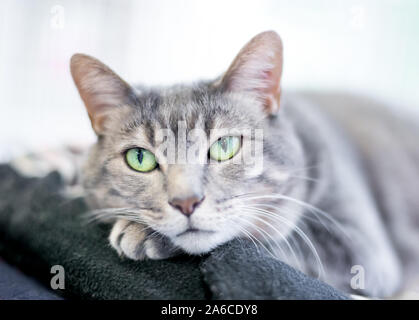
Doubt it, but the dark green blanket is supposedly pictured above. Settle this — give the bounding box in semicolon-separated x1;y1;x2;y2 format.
0;165;348;300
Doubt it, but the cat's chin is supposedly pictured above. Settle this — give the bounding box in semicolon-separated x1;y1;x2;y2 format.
170;230;233;255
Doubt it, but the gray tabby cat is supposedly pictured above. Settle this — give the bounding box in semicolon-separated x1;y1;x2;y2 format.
68;31;419;298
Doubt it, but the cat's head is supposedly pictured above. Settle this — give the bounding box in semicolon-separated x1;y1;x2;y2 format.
70;31;305;254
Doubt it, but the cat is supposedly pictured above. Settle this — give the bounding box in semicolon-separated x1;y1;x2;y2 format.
13;31;419;298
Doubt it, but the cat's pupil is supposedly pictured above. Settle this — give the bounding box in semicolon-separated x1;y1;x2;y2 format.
220;138;229;152
137;149;144;163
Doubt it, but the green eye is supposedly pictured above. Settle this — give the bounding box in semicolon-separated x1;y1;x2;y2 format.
126;148;157;172
209;136;241;161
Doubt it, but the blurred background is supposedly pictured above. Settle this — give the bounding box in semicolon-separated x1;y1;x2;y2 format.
0;0;418;161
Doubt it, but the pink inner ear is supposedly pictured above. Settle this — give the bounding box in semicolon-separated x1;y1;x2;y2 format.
256;66;282;113
261;69;273;80
221;31;283;113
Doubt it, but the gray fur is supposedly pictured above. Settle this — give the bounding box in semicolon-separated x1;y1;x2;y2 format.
71;34;419;298
81;83;419;298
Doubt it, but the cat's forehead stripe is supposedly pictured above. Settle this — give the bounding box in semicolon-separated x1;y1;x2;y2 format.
144;120;155;147
123;83;251;143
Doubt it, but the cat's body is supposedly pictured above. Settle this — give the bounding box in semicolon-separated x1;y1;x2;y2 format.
277;92;419;297
11;31;419;298
11;89;419;298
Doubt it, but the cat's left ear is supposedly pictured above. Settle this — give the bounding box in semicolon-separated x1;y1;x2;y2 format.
219;31;283;114
70;54;137;135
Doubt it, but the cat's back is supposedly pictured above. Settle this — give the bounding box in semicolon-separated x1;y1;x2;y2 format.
296;91;419;277
296;92;419;193
297;92;419;164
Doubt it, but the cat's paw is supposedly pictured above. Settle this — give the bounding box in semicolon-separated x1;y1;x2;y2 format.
109;219;179;260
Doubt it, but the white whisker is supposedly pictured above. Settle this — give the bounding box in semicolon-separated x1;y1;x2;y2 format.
240;205;325;278
84;207;152;225
231;217;280;260
237;210;301;269
234;214;287;260
236;193;350;239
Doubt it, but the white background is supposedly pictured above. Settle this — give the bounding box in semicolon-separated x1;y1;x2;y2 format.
1;0;418;161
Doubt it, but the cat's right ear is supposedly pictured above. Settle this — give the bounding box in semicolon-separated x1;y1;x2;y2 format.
70;54;137;135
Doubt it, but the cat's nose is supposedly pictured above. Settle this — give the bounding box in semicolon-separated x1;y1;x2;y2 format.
169;195;205;216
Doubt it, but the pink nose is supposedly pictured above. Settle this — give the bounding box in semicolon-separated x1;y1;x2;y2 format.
169;195;205;216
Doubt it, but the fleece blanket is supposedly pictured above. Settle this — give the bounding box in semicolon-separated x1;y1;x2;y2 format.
0;164;348;300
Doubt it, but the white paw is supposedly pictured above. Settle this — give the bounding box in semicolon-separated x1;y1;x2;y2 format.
109;219;179;261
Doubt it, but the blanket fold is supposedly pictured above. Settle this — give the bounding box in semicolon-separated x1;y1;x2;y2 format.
0;165;348;300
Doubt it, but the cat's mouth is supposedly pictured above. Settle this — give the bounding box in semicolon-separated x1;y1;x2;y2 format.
171;226;227;254
176;228;215;237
